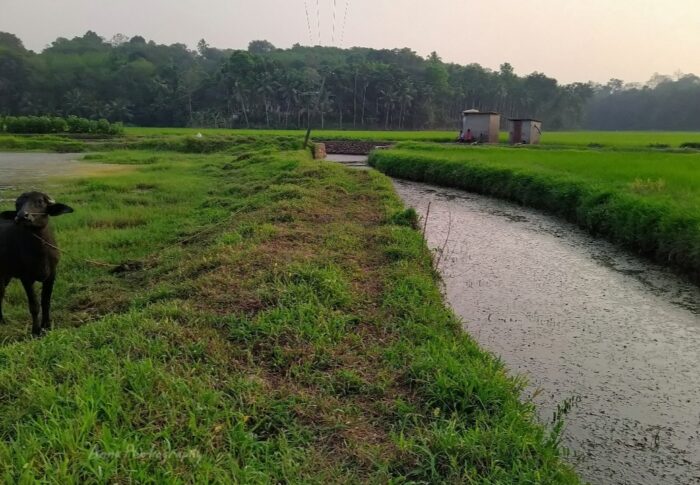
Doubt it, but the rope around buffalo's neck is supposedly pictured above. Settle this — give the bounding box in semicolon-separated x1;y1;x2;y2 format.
31;233;121;268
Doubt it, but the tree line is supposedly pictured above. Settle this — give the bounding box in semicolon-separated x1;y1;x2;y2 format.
585;75;700;130
1;31;698;131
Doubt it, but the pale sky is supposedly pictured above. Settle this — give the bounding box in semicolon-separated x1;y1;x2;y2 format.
2;0;699;84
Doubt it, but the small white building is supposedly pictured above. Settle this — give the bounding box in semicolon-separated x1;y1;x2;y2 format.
462;110;500;144
509;118;543;145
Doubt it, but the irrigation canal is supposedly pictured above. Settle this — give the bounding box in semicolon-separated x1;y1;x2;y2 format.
327;154;700;485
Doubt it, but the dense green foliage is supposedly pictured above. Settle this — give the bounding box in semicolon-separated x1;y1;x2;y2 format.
0;141;578;482
0;31;592;130
0;115;123;135
4;31;700;131
370;143;700;280
0;115;66;133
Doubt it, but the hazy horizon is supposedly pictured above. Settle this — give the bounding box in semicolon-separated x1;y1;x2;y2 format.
2;0;699;84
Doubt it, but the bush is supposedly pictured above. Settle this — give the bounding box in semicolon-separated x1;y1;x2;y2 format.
95;118;109;134
3;116;67;134
108;121;124;135
66;115;90;133
680;142;700;149
51;117;68;133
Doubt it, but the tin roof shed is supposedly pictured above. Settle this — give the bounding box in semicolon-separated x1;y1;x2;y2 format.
508;118;543;145
462;110;500;143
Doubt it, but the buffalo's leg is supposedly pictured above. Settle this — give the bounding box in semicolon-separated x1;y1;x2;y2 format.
0;277;8;324
41;276;55;332
22;279;40;337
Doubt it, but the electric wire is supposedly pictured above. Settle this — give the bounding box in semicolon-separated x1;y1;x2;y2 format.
340;0;350;46
316;0;321;44
332;0;337;44
304;0;313;44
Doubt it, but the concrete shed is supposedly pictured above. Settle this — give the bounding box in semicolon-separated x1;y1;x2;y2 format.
462;110;500;143
509;118;542;145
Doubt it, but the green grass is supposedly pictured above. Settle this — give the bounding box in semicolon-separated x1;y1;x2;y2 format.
0;133;305;153
0;140;579;482
0;135;86;152
370;142;700;280
124;127;700;148
537;131;700;148
5;127;700;153
124;127;460;142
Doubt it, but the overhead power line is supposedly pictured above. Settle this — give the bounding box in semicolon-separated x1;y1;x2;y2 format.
340;0;350;46
332;0;337;44
316;0;321;44
304;0;313;44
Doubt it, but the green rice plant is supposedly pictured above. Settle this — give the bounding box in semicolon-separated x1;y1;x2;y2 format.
370;142;700;280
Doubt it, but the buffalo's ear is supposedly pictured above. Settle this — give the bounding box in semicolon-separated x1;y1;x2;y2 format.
0;211;17;220
47;203;74;216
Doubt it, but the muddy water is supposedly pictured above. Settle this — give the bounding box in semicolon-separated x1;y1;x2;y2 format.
392;179;700;485
327;154;700;484
0;152;82;193
322;154;372;170
0;152;126;201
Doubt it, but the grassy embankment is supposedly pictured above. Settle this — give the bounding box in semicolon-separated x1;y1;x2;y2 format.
4;128;700;152
124;127;700;148
0;133;305;153
370;142;700;280
0;139;579;482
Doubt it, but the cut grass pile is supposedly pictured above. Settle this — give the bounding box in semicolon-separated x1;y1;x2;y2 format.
370;142;700;280
0;140;579;482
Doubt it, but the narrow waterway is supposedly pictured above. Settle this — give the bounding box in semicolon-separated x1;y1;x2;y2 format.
327;155;700;485
394;180;700;485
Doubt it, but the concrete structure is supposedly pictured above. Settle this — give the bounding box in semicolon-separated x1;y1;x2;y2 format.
509;118;543;145
313;142;327;159
462;110;500;143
